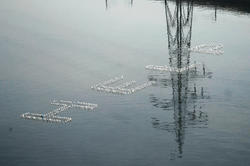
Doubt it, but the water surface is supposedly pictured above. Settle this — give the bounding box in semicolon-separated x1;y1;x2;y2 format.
0;0;250;165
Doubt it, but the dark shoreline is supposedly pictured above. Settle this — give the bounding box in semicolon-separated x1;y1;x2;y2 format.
153;0;250;14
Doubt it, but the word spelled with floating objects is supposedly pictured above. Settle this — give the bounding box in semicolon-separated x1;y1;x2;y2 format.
91;76;155;95
145;63;199;73
189;44;224;55
20;100;98;123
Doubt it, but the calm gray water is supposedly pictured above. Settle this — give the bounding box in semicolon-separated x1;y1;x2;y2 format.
1;0;250;165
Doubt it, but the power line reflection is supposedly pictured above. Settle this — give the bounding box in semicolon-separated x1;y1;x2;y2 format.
148;0;211;159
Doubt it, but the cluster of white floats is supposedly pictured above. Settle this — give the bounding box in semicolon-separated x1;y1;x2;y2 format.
189;44;224;55
21;77;155;123
20;100;98;123
145;63;198;73
21;43;223;123
91;75;155;95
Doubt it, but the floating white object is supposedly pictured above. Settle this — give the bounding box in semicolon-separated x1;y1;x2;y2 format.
145;63;198;73
189;44;224;55
20;100;98;123
91;76;155;95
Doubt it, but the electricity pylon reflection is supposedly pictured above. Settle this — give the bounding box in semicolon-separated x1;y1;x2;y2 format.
105;0;133;10
148;0;210;159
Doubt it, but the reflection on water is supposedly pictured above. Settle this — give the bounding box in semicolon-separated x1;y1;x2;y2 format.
1;0;250;165
148;0;212;158
105;0;134;10
155;0;250;15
